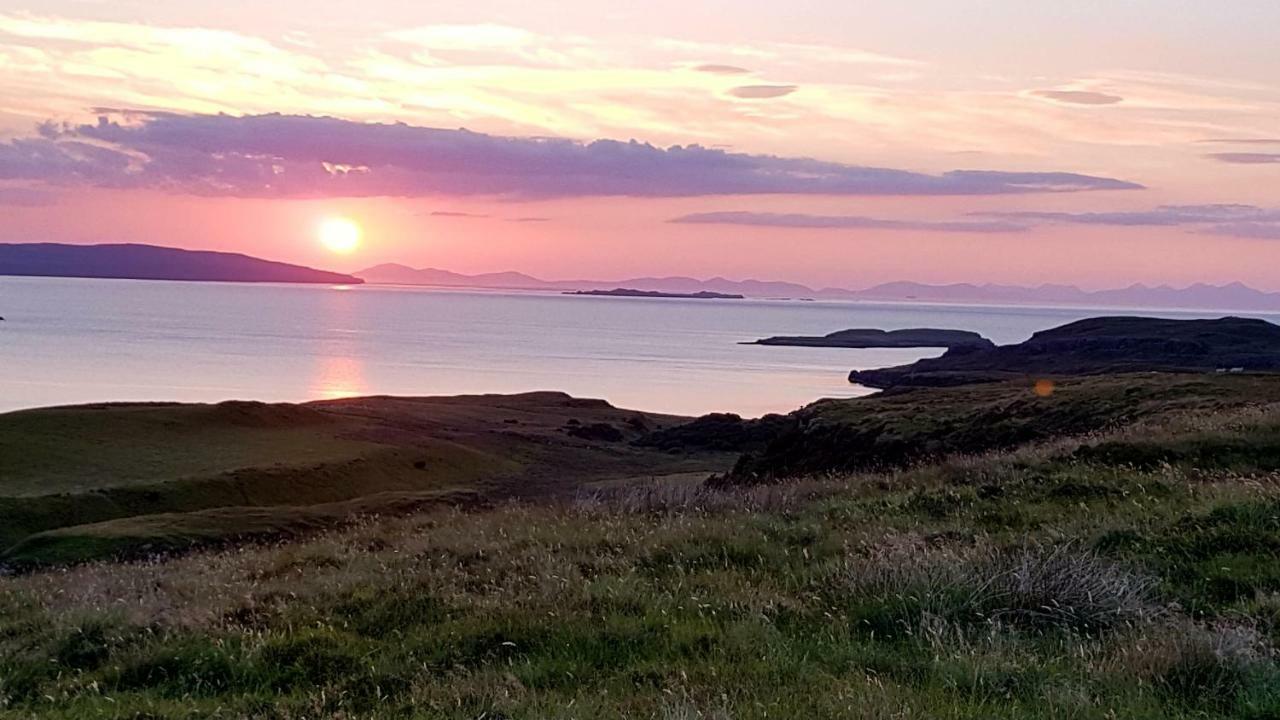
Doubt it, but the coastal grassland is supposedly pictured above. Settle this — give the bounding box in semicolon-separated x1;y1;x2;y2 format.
727;373;1280;481
0;402;380;497
3;404;1280;718
0;393;728;560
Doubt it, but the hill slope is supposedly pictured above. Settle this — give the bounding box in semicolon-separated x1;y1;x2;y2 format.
4;381;1280;718
850;316;1280;389
0;243;362;284
0;393;731;566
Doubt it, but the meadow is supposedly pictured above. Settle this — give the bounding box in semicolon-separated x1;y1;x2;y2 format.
3;376;1280;718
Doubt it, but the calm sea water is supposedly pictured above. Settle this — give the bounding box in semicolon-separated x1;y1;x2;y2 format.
2;276;1275;417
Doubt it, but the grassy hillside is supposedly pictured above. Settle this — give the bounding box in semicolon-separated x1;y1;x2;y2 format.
724;373;1280;482
0;402;372;496
0;393;732;565
2;379;1280;717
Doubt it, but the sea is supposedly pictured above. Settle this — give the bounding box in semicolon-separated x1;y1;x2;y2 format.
2;276;1276;417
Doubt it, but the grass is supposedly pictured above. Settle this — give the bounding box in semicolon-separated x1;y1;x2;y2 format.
0;488;480;569
0;402;373;496
0;392;731;557
4;385;1280;718
725;373;1280;482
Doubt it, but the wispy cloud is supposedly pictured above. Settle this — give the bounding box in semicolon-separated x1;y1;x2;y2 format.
728;85;797;99
670;211;1027;233
975;204;1280;240
1209;223;1280;240
429;210;490;218
1201;138;1280;145
2;111;1143;200
0;186;57;206
1030;90;1123;106
1206;152;1280;164
975;204;1280;225
692;64;751;75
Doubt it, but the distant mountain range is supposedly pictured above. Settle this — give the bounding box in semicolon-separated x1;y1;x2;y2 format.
2;244;1275;310
0;243;362;285
358;263;1280;311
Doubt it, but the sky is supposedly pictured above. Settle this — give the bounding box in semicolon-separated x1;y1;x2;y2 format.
2;1;1279;289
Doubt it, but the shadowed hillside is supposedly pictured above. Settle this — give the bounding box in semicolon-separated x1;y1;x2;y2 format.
849;316;1280;389
717;373;1280;484
0;393;732;568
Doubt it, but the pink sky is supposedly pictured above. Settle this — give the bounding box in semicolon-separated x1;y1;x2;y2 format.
2;2;1279;290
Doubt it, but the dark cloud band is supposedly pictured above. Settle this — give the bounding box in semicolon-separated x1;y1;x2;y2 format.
2;111;1143;199
1207;153;1280;165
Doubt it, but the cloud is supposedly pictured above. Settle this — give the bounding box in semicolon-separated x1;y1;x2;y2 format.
3;112;1143;200
975;204;1280;226
693;64;751;75
0;186;57;206
1030;90;1124;106
0;13;932;151
1201;138;1280;145
1206;152;1280;164
670;211;1026;233
508;216;551;222
673;204;1280;240
1210;223;1280;240
429;210;489;218
386;24;536;50
728;85;798;99
974;204;1280;239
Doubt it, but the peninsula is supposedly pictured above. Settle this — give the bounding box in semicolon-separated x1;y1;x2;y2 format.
0;243;362;285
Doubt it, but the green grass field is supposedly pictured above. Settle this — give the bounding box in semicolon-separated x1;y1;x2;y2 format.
3;378;1280;718
0;392;731;561
0;402;378;496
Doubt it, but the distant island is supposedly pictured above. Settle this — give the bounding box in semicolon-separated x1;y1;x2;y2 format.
849;316;1280;388
0;243;362;285
565;288;744;299
747;328;994;349
356;263;1280;312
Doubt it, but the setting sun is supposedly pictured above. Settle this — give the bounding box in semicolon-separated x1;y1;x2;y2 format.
318;217;361;254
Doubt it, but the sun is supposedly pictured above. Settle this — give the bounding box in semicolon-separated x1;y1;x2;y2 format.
318;217;362;254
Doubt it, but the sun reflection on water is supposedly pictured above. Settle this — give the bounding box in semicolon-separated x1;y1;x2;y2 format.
311;356;368;400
